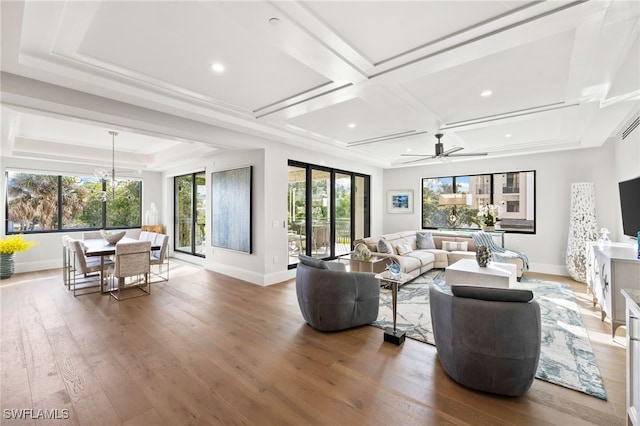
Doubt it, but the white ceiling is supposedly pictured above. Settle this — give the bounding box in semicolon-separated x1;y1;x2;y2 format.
1;0;639;172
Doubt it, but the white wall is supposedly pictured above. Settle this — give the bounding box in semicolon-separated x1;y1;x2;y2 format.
612;112;640;244
159;139;384;286
382;144;621;276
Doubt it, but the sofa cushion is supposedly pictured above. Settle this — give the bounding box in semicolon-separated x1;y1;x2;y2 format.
416;232;436;249
398;255;422;272
405;250;435;267
425;249;449;264
447;251;476;265
377;238;394;254
396;242;413;255
443;241;468;252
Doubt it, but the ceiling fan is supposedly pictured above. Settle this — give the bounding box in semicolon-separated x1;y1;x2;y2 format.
401;133;488;162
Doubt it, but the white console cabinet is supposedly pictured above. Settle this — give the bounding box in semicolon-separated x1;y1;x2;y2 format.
586;242;640;338
622;289;640;426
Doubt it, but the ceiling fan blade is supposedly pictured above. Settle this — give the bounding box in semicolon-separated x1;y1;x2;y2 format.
398;156;438;164
442;146;464;155
400;153;435;157
446;152;489;157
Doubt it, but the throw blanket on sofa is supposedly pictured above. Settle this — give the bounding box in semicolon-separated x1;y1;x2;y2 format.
472;231;529;271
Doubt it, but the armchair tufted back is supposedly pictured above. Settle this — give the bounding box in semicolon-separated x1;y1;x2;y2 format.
295;255;380;331
429;284;541;396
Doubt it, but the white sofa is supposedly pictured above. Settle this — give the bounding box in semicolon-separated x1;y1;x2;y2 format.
354;230;525;279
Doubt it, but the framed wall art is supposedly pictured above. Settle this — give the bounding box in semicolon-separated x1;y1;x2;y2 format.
211;166;252;253
387;190;414;214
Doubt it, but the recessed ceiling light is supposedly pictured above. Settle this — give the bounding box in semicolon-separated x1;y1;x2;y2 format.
211;63;225;73
505;133;512;138
269;17;281;26
480;90;493;97
405;148;412;152
348;123;356;129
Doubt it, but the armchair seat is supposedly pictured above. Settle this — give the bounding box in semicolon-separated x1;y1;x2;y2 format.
429;284;541;396
296;255;380;331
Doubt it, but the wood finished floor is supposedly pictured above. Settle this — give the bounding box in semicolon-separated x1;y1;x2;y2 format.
0;262;628;425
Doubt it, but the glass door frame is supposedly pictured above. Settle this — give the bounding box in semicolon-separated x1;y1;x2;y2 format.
288;160;370;268
174;171;206;258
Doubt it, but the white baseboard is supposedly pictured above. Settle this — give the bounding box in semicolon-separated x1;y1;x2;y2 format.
528;262;569;277
206;264;291;286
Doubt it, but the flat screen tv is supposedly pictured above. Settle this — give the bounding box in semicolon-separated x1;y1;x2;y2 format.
619;176;640;238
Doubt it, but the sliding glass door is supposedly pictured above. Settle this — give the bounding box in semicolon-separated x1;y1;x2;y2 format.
335;173;351;257
288;161;370;267
175;171;206;257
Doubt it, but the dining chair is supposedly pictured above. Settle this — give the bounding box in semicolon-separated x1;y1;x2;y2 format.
110;240;151;301
61;235;72;289
69;239;112;296
150;234;170;282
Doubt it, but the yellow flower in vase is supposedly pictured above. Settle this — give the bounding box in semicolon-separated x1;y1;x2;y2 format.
0;234;38;254
0;235;38;279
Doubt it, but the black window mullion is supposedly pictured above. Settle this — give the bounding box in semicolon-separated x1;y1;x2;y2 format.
101;179;107;228
57;175;63;231
192;172;198;254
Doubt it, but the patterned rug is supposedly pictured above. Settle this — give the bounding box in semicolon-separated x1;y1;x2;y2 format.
371;270;608;400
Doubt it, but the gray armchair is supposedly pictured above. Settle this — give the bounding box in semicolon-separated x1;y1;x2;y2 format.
429;284;541;396
296;255;380;331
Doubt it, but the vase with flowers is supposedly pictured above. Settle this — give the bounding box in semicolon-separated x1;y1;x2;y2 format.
478;204;502;231
0;234;38;279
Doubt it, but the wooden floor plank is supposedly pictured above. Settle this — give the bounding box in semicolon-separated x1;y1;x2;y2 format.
0;264;627;425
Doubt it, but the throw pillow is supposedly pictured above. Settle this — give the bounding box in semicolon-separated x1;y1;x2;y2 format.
416;232;436;249
442;241;468;252
100;229;126;245
376;238;393;254
396;242;413;255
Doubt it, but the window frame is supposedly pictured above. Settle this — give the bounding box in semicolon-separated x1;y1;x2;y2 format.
421;169;536;234
5;170;142;234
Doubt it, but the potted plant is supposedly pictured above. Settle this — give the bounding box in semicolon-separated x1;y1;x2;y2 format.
0;234;38;279
478;204;502;231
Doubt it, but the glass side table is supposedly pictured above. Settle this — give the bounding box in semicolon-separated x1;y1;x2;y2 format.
339;253;388;273
375;270;414;346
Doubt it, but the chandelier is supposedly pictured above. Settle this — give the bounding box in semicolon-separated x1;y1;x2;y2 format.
94;131;118;202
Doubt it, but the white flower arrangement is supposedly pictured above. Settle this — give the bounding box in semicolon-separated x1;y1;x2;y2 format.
478;204;502;227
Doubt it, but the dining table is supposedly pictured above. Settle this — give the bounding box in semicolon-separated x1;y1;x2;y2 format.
83;237;160;293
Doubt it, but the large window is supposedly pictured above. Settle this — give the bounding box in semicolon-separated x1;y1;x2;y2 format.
422;170;536;233
288;161;370;267
174;172;206;257
6;171;142;233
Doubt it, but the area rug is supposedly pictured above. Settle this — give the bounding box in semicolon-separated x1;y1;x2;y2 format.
371;270;608;400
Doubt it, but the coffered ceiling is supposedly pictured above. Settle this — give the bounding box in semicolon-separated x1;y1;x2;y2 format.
1;0;639;171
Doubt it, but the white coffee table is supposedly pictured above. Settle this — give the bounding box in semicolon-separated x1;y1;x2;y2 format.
445;259;517;288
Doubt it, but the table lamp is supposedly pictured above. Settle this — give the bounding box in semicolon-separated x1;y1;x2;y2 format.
439;193;470;228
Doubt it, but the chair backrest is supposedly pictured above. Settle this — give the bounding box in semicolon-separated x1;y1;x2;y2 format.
70;239;90;273
139;230;150;241
151;234;169;262
295;257;379;331
114;240;151;278
429;283;540;396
